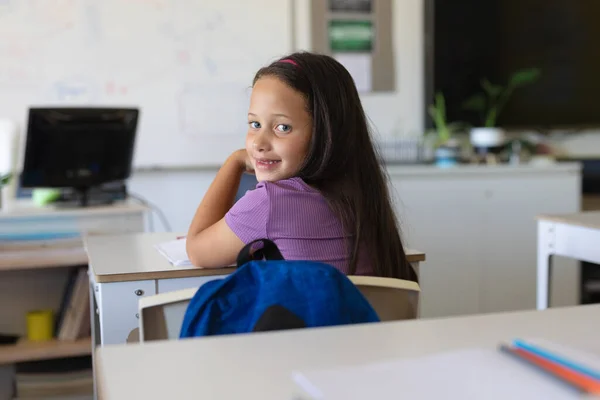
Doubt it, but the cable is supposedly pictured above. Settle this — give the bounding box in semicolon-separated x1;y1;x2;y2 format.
128;192;173;232
129;192;172;232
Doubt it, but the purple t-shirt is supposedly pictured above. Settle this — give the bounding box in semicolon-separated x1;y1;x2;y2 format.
225;177;373;275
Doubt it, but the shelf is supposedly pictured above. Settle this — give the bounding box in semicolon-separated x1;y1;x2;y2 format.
0;337;92;364
0;247;89;271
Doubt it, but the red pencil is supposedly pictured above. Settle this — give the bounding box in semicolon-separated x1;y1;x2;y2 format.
499;344;600;395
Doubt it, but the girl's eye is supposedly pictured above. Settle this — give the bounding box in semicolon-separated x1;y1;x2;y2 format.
249;121;261;129
275;124;291;133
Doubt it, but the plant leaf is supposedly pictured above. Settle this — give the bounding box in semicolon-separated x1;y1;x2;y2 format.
0;173;11;186
485;108;497;127
462;94;486;111
435;92;446;121
428;92;448;132
428;105;443;128
509;68;541;87
481;79;503;98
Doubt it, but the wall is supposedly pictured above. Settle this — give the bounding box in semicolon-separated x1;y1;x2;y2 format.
129;168;236;232
127;0;600;234
128;0;425;232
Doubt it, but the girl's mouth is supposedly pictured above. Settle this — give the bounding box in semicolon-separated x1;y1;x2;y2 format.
255;159;282;170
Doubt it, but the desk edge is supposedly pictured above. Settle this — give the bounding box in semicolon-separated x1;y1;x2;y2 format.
93;267;237;283
536;213;600;230
92;252;426;283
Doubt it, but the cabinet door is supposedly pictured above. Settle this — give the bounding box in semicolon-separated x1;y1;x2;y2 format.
480;173;581;313
390;176;485;318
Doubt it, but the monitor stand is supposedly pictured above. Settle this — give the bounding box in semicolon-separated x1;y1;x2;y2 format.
53;186;116;208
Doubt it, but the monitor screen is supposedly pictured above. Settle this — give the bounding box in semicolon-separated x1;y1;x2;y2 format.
20;107;139;189
429;0;600;129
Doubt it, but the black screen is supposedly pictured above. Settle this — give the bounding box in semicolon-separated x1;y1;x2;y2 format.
431;0;600;129
21;108;138;188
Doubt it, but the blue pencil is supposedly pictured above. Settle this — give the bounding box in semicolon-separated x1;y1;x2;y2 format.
512;339;600;381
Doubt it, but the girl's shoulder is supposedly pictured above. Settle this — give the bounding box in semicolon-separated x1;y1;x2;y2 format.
233;177;325;217
227;177;328;242
234;177;320;213
257;177;317;194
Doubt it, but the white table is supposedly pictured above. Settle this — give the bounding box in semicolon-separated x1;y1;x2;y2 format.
86;233;425;398
85;233;236;346
85;232;426;346
95;304;600;399
536;212;600;310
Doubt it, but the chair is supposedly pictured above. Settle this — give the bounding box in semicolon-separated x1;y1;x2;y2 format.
138;276;420;342
349;276;420;321
138;287;197;342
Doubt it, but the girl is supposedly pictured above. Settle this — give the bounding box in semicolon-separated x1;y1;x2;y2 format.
186;52;416;281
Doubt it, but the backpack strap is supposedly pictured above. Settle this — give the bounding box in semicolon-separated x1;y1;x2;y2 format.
236;238;284;267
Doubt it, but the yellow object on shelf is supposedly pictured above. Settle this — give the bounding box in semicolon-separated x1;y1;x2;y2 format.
26;309;54;342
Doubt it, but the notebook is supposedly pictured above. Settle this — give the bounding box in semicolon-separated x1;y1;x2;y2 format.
292;346;599;399
154;238;192;267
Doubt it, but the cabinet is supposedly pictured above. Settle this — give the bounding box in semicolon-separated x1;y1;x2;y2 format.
387;163;581;318
0;201;148;364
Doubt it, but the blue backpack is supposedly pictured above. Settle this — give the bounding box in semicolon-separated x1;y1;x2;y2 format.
179;239;379;338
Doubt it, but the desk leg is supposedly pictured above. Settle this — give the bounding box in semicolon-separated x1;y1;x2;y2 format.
537;221;554;310
96;280;156;345
89;278;98;400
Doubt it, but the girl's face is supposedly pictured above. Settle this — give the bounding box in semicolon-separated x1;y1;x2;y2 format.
246;76;312;182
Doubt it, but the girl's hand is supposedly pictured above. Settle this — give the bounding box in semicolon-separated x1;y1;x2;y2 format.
230;149;254;174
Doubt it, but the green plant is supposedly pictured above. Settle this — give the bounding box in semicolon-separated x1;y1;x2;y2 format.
0;173;11;187
463;68;541;128
427;92;463;147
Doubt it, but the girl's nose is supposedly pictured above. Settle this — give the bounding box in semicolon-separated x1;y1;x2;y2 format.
252;130;271;152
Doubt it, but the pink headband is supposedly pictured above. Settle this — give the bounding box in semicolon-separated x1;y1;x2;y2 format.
279;58;298;66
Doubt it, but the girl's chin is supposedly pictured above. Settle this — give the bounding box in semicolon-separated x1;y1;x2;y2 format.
255;171;293;182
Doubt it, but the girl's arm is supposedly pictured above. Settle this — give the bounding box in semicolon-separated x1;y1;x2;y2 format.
185;149;250;267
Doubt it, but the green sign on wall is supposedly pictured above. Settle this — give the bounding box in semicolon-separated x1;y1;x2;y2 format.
328;20;374;52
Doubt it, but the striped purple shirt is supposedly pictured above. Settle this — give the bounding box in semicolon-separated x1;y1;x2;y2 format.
225;177;373;275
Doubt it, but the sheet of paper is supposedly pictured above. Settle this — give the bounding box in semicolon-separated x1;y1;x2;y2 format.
333;53;372;93
292;347;586;399
154;238;192;267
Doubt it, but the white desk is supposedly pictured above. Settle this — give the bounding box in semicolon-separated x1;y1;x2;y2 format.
0;199;149;236
95;304;600;399
85;232;426;346
536;212;600;310
86;233;234;347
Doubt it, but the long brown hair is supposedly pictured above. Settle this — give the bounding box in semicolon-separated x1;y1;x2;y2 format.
253;52;416;281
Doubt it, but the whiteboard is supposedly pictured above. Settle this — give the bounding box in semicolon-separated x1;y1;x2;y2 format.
0;0;293;169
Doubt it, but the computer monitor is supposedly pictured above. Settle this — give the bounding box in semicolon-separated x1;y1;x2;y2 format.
20;107;139;206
